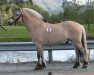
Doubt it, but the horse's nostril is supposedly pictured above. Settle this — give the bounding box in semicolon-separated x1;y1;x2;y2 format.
8;21;10;25
8;21;12;25
8;20;14;25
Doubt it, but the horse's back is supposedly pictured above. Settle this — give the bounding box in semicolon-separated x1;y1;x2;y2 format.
62;21;83;32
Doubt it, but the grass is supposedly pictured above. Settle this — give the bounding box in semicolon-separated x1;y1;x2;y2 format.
0;26;31;42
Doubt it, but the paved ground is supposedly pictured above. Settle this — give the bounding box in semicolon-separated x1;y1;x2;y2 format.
0;61;94;75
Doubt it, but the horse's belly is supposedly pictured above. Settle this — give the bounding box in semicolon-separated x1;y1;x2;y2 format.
50;37;66;45
43;33;67;45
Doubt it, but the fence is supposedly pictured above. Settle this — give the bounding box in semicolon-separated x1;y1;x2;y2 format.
0;41;94;62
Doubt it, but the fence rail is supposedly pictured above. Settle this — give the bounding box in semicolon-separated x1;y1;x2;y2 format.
0;41;94;62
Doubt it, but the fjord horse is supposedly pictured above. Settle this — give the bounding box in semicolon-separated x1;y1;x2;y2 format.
8;8;88;70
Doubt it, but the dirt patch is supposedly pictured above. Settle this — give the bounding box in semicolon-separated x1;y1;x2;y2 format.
0;61;94;75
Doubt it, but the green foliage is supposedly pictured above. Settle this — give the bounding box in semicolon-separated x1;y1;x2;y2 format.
0;26;31;42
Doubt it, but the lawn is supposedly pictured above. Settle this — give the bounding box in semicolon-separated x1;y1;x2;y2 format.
0;26;31;42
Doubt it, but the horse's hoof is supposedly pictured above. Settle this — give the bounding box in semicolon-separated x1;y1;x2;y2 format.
82;65;87;69
73;65;78;68
73;62;80;68
82;62;88;69
34;67;43;70
42;62;46;68
34;67;44;70
34;64;44;70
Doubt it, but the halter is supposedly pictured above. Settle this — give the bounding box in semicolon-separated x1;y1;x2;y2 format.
11;13;23;24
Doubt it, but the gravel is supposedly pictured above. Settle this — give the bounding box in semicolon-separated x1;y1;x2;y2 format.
0;61;94;75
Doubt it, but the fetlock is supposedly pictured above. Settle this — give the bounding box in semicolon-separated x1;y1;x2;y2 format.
34;63;44;70
73;62;80;68
82;61;88;69
42;62;46;68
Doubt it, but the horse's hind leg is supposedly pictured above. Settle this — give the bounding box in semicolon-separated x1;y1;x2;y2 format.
73;43;80;68
34;42;46;70
75;43;88;68
73;50;80;68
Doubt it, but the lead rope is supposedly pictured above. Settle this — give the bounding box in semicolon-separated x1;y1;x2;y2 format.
0;25;7;31
0;17;7;31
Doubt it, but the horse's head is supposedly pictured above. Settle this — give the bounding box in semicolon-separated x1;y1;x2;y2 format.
8;8;23;25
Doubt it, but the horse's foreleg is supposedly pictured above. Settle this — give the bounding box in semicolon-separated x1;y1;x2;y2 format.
35;50;44;70
34;42;46;70
41;52;46;68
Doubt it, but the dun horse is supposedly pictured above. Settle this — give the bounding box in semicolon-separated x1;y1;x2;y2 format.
8;8;88;70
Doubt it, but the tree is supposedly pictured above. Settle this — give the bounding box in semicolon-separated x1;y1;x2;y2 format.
29;0;33;5
83;0;94;39
0;0;6;5
13;0;24;5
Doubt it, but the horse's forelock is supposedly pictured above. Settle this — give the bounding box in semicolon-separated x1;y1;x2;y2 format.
22;8;44;20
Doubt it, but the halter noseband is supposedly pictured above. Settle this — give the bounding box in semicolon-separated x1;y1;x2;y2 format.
12;10;23;24
12;13;23;24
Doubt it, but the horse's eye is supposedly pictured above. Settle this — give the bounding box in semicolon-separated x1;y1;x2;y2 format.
14;13;19;16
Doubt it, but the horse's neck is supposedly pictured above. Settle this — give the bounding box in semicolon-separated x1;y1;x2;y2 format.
23;11;43;32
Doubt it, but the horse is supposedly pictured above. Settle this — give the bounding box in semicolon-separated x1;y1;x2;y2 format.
8;8;88;70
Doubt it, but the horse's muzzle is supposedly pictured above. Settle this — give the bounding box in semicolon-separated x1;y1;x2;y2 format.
8;20;15;25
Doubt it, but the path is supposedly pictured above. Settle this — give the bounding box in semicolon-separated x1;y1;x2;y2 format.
0;62;94;75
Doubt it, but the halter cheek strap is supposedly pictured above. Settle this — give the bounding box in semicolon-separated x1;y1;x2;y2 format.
12;14;22;25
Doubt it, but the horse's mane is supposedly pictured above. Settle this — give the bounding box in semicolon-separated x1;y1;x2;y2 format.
22;8;47;22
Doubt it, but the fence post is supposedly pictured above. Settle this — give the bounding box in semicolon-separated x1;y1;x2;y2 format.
48;50;53;63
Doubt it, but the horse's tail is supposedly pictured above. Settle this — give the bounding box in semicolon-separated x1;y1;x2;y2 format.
81;25;87;50
81;25;89;61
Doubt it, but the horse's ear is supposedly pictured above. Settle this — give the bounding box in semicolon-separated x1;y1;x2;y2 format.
20;8;24;13
15;7;23;13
